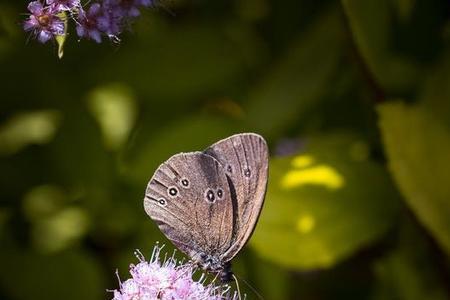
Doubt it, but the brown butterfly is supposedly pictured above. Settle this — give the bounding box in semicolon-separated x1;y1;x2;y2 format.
144;133;268;282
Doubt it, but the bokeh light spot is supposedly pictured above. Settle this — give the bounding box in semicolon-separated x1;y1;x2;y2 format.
32;207;90;253
22;185;66;220
0;110;61;155
87;83;137;150
296;214;315;234
291;155;315;168
281;165;345;190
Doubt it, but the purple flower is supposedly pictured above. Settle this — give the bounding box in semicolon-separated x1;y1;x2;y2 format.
97;0;123;37
111;244;239;300
138;0;154;7
23;1;65;43
23;0;157;48
46;0;80;11
118;0;143;18
76;3;104;43
105;0;151;19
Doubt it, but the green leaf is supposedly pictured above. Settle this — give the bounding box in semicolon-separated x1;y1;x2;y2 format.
393;0;416;22
0;246;105;300
342;0;419;91
228;247;291;300
419;48;450;128
55;34;66;59
244;8;343;138
250;133;400;270
55;11;68;59
377;101;450;254
247;252;291;300
371;217;448;300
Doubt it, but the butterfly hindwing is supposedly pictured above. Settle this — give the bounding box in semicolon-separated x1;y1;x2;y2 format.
203;133;269;261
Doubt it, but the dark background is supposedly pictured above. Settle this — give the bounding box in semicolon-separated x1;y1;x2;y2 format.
1;0;450;299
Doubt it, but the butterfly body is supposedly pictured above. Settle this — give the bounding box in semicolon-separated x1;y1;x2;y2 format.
144;133;268;282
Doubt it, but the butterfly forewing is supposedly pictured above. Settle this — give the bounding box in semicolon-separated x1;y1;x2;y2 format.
144;152;235;262
203;133;269;261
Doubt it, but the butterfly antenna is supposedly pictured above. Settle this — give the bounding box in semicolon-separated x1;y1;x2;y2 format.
234;273;264;300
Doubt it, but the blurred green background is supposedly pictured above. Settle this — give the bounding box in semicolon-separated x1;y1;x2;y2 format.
1;0;450;299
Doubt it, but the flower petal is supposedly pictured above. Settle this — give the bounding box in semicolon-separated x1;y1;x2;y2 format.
27;1;44;14
128;7;140;18
88;3;102;16
76;25;86;38
38;30;53;43
23;17;39;31
51;20;65;35
89;29;102;43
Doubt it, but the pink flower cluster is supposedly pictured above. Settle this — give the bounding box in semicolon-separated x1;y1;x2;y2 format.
111;244;238;300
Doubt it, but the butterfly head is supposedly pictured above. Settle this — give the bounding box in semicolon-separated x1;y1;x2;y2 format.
197;253;233;282
198;253;222;271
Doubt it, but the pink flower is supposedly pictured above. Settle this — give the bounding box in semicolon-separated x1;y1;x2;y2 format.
111;243;238;300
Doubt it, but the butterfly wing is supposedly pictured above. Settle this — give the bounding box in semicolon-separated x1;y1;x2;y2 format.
144;152;235;262
203;133;269;261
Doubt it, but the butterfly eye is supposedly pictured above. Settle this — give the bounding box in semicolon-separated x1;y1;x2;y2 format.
226;164;233;174
181;178;190;188
168;186;179;197
205;189;215;203
244;168;251;177
216;188;223;199
158;198;167;206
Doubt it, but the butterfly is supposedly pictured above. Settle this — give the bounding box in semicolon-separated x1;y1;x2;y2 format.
144;133;268;282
